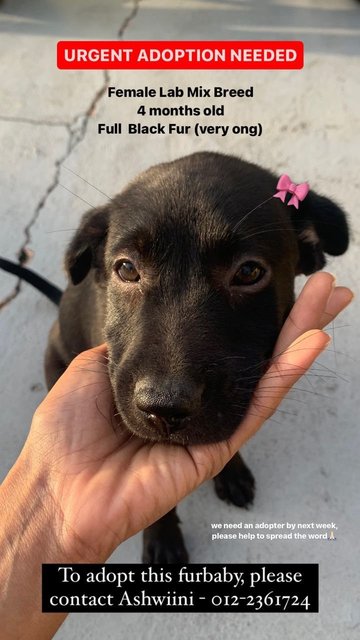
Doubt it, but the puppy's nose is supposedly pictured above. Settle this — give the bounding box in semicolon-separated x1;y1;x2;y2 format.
134;378;202;434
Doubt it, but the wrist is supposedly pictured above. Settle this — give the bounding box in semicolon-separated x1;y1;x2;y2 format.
0;447;69;640
1;447;64;565
21;418;118;563
4;437;102;564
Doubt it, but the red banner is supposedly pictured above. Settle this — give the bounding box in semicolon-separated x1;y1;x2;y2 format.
57;41;304;70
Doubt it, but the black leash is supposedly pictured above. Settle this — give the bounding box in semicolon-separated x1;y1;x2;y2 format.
0;257;62;306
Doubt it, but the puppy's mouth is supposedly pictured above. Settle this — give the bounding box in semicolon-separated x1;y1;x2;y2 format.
112;388;255;446
140;412;192;439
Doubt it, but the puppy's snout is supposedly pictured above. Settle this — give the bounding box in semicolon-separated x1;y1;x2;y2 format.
134;378;202;435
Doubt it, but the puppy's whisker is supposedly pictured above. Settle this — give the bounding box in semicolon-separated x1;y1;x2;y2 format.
83;358;109;367
233;195;274;232
62;165;116;203
240;227;303;242
276;394;308;405
72;352;110;367
247;391;307;405
94;394;115;431
238;409;282;426
75;357;109;368
240;373;333;387
249;369;339;380
239;221;295;236
58;183;97;209
325;323;351;330
329;319;338;373
261;384;331;398
46;228;79;234
71;350;111;364
322;347;357;364
232;399;296;417
245;382;331;397
233;366;341;382
75;367;110;376
213;355;248;362
51;382;111;401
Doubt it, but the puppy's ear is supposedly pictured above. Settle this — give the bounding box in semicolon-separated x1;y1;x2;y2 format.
65;206;110;285
292;191;349;275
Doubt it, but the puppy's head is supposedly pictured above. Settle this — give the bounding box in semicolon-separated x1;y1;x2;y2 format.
66;152;349;444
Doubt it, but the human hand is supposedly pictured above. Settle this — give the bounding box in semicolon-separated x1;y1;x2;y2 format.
21;272;353;562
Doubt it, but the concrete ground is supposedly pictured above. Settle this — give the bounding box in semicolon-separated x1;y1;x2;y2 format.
0;0;359;638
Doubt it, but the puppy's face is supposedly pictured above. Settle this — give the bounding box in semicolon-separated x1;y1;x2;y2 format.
66;153;349;444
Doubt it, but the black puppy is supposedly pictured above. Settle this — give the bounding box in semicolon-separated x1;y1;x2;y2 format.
45;152;349;562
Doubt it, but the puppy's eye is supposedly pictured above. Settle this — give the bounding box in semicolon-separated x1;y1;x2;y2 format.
116;260;140;283
231;261;265;286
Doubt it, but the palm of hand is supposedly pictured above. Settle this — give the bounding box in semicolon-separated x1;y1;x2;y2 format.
28;272;351;561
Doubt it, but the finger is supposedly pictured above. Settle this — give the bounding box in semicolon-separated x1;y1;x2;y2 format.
319;286;353;328
274;273;353;356
228;329;331;454
40;344;110;408
274;273;333;355
64;343;109;378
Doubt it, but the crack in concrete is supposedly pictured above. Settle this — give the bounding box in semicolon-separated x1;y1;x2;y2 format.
118;0;142;38
0;75;109;310
0;115;69;128
0;280;21;310
0;0;142;311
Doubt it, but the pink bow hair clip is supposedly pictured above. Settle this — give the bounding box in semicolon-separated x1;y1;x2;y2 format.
273;174;309;209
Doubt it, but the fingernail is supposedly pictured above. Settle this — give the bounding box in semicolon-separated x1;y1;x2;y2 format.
343;289;355;306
